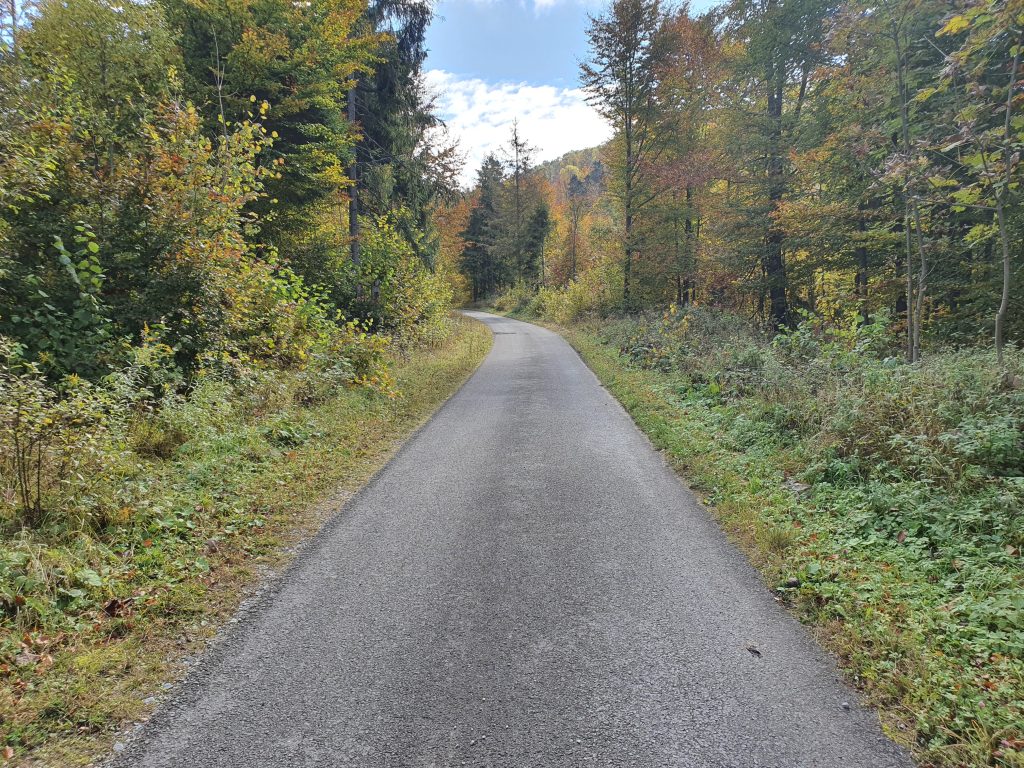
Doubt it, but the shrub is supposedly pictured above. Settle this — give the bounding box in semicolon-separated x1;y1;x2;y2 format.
543;268;619;324
603;306;1024;556
5;228;117;379
491;282;537;314
0;338;133;528
0;302;397;531
352;215;455;349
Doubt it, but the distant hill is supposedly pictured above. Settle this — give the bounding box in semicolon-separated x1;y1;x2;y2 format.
535;146;605;188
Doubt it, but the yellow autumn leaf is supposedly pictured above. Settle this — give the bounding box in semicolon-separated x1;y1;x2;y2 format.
938;15;969;36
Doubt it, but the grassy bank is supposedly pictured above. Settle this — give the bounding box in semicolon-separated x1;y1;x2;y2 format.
542;311;1022;768
0;315;491;767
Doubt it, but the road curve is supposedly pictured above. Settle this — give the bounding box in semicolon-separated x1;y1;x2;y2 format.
116;312;911;768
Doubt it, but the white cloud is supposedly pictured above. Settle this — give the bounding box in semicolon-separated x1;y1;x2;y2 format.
424;69;611;187
443;0;603;12
531;0;605;11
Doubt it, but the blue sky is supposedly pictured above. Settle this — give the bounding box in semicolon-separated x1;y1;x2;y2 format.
426;0;596;86
423;0;718;184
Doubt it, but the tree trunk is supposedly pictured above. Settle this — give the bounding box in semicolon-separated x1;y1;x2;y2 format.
856;212;869;324
911;203;926;363
764;73;789;327
672;188;681;303
514;154;522;278
684;186;694;307
893;26;923;362
903;215;914;361
994;197;1011;363
624;208;633;307
994;36;1021;363
348;86;362;299
623;118;634;308
539;237;545;288
570;211;579;283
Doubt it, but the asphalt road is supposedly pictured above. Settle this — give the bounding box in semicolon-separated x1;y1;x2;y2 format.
116;312;911;768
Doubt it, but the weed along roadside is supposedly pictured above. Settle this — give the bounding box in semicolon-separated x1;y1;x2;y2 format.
0;315;491;767
527;310;1023;768
4;0;1024;761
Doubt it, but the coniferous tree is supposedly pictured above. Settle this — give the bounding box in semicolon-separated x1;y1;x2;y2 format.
160;0;378;308
523;203;553;286
460;155;504;301
354;0;460;265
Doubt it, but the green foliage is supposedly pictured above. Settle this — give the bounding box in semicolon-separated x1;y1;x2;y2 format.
6;227;114;378
460;136;554;302
353;0;458;265
491;281;538;314
574;308;1024;766
161;0;378;276
0;0;453;521
0;338;132;528
355;214;454;348
469;0;1023;356
460;155;505;301
493;266;620;325
1;0;450;388
0;318;490;763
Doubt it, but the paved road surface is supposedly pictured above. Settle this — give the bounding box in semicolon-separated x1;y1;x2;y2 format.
116;312;911;768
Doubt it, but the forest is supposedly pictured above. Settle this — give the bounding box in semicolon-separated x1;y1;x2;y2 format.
1;0;1022;762
458;0;1022;359
451;0;1024;764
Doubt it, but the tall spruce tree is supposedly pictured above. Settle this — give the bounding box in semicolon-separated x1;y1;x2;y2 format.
353;0;460;266
460;155;504;301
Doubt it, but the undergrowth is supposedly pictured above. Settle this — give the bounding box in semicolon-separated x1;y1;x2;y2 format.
554;306;1023;768
0;314;491;767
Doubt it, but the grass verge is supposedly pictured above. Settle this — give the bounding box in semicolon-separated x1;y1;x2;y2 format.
1;314;491;767
554;319;1022;768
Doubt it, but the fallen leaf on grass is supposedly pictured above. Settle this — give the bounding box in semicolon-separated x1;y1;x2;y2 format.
104;597;133;617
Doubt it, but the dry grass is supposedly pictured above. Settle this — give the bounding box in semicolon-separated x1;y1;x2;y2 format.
1;315;492;767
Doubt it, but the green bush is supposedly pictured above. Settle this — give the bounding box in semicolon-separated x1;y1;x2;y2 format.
574;308;1024;764
0;301;397;533
491;265;620;325
352;214;455;350
604;307;1024;556
544;269;619;324
0;338;135;529
491;282;537;314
